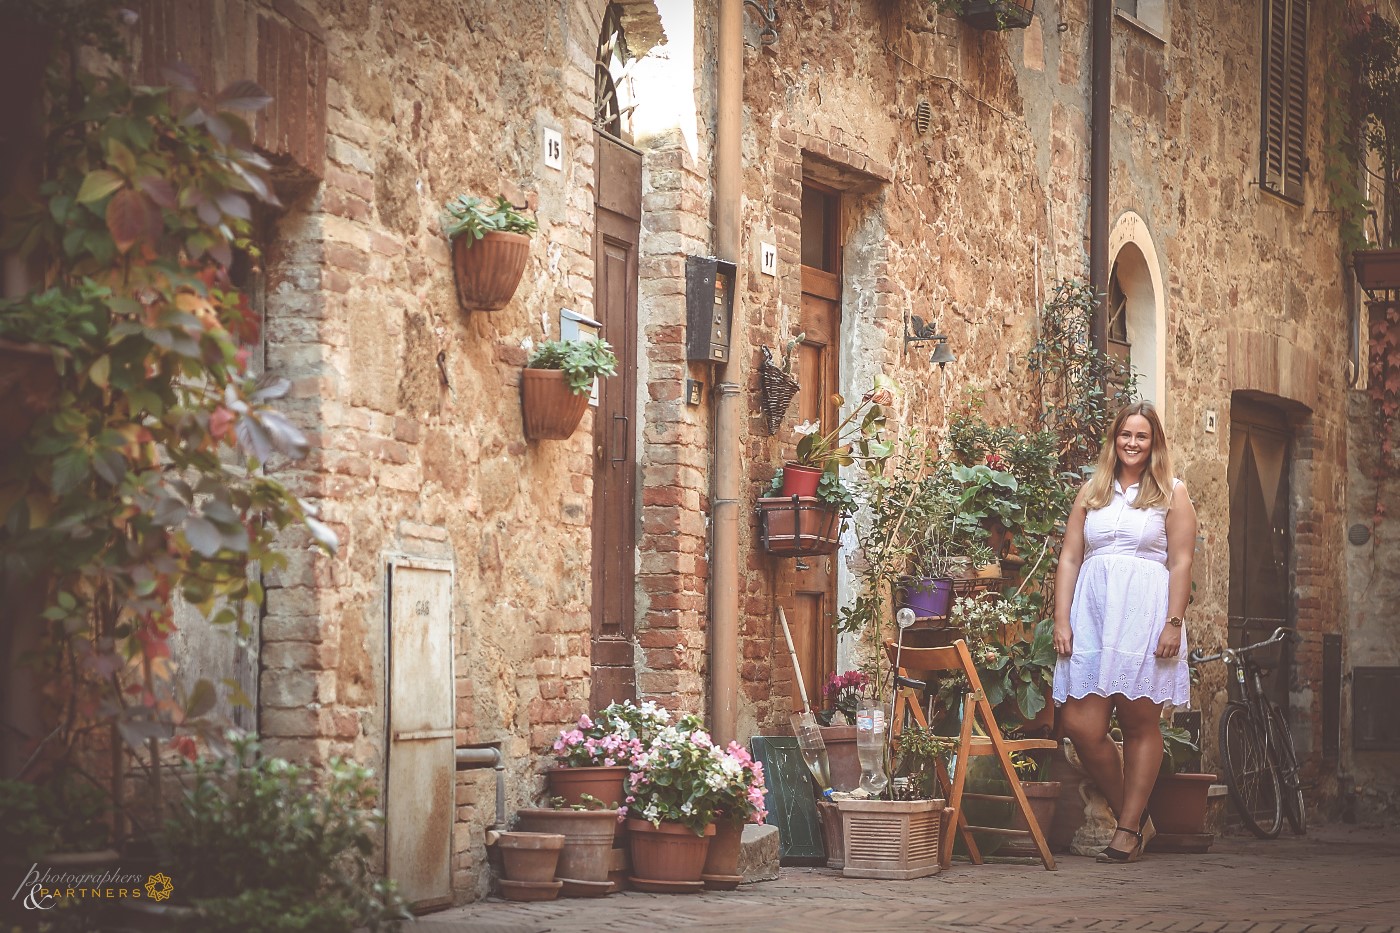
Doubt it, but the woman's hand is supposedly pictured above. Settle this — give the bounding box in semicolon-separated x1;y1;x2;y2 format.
1053;621;1073;657
1155;624;1182;659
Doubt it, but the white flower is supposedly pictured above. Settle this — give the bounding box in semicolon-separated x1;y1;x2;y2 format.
794;420;821;436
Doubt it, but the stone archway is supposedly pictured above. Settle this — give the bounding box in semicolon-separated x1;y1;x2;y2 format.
1109;211;1167;410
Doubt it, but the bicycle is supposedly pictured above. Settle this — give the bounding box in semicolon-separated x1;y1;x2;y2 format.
1190;627;1307;839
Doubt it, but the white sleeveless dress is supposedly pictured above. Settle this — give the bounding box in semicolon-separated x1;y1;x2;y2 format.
1052;478;1191;707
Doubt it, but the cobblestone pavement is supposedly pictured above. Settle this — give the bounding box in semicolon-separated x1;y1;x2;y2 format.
416;824;1399;933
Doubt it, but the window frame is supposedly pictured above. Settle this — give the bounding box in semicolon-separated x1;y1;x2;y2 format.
1259;0;1309;205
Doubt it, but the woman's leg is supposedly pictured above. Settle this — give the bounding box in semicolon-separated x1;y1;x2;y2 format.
1110;694;1166;851
1057;694;1123;818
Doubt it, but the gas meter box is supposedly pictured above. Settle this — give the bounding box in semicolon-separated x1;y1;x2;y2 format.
685;256;736;364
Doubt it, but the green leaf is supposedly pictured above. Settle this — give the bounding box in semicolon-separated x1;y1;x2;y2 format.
185;679;217;719
184;515;222;557
76;169;125;204
89;354;110;388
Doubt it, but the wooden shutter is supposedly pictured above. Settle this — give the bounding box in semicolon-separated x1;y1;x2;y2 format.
1260;0;1308;202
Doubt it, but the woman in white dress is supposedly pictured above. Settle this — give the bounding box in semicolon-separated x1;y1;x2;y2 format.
1052;401;1197;863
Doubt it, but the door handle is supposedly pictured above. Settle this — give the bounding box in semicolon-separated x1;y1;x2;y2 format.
611;414;629;464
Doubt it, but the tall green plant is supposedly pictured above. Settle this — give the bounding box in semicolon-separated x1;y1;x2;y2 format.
0;51;333;764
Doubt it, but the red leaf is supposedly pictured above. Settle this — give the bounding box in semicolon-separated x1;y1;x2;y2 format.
106;189;161;253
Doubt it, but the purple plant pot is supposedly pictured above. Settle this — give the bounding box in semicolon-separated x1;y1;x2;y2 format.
895;577;953;618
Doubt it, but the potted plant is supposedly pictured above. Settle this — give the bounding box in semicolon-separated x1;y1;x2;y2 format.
778;374;897;496
1337;12;1400;289
623;714;720;892
757;469;855;556
520;337;618;440
999;751;1062;858
514;798;619;896
1147;721;1217;847
699;741;768;890
929;0;1034;31
441;194;538;311
546;700;668;808
813;669;873;792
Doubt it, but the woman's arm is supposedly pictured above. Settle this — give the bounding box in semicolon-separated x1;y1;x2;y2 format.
1156;480;1199;659
1053;487;1090;657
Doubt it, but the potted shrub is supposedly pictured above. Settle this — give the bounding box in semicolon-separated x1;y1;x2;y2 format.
757;468;855;556
814;669;873;791
778;375;896;496
442;194;537;311
1147;721;1217;847
699;741;768;890
521;337;618;440
546;700;667;808
999;751;1062;858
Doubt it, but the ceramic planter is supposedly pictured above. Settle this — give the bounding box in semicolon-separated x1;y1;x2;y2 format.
1148;772;1217;835
545;765;629;809
514;808;617;885
700;820;744;890
756;496;842;556
816;800;845;870
779;462;823;497
999;781;1062;857
451;230;530;311
496;831;564;883
836;798;944;880
1353;247;1400;291
0;340;60;448
626;818;714;892
895;577;954;618
521;369;591;440
819;724;860;792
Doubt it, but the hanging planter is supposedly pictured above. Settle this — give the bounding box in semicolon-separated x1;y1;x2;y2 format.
757;496;843;556
520;338;618;441
1354;248;1400;292
759;345;800;435
441;195;537;313
955;0;1034;31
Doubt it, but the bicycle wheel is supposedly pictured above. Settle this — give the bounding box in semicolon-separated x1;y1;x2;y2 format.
1219;702;1282;838
1266;704;1307;835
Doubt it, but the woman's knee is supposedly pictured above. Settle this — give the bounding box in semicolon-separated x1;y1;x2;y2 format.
1059;703;1111;745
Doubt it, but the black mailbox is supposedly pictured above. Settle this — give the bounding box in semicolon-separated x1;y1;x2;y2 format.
685;256;736;363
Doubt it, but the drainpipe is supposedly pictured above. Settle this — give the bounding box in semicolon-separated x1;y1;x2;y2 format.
711;0;742;746
1089;0;1111;353
456;746;507;844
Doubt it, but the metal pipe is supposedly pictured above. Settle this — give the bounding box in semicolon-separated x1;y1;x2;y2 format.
456;746;506;840
710;0;743;747
1089;0;1111;354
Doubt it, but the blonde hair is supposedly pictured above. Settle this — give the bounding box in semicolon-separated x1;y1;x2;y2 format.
1082;401;1175;511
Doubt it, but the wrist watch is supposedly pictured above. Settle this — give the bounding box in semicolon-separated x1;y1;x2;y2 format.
1166;615;1185;628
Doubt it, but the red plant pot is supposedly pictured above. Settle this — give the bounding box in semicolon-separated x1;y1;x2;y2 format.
779;462;822;497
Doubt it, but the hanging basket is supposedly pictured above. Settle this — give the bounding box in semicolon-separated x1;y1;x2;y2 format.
757;496;842;556
451;230;531;312
958;0;1034;31
759;346;800;435
521;369;591;440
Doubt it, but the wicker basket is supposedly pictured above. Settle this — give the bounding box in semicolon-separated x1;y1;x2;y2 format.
759;346;800;435
837;798;944;880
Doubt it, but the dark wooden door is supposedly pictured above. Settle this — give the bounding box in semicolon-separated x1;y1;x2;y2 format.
591;132;641;709
778;266;841;708
1227;400;1293;709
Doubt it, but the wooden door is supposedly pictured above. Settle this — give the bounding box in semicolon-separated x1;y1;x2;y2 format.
779;265;841;708
591;132;641;709
385;558;454;911
1227;400;1293;709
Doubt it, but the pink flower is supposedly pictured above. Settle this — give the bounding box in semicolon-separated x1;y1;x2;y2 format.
690;730;712;747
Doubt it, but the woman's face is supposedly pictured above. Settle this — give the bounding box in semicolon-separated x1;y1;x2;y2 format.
1115;414;1154;473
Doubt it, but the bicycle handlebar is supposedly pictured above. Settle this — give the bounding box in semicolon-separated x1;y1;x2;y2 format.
1189;626;1298;666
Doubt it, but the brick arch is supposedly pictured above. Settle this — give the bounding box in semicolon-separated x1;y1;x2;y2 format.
1109;211;1167;410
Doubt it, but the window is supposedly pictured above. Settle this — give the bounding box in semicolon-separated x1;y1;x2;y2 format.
1260;0;1308;203
1115;0;1166;36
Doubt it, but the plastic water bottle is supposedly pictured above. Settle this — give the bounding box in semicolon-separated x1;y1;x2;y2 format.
856;706;888;796
790;712;833;798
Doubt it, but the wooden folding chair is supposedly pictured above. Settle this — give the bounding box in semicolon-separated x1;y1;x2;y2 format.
886;639;1058;871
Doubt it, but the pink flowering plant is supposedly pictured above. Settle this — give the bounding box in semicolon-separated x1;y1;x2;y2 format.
550;700;671;768
710;741;768;828
625;718;768;835
819;669;873;726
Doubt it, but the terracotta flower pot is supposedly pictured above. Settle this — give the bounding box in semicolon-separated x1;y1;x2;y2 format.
451;230;530;311
521;369;591;440
779;462;822;496
756;496;842;556
1148;772;1217;835
816;800;845;870
514;808;617;883
819;725;860;792
496;832;564;882
545;765;629;809
999;781;1062;857
626;818;714;887
1354;247;1400;291
700;819;744;890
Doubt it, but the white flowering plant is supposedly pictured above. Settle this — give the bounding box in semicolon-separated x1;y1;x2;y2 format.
550;700;672;768
623;717;765;835
710;741;768;829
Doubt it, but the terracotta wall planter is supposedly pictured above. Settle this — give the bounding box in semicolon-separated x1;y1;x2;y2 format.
756;496;841;556
1353;247;1400;291
514;808;617;884
836;797;943;880
521;369;591;440
451;230;530;311
545;765;629;809
625;819;713;891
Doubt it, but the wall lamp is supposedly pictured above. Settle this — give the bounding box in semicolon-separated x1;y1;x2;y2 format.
904;314;957;368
